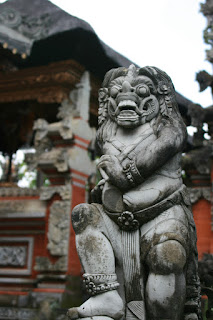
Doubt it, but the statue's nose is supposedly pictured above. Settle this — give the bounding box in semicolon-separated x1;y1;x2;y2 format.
121;80;132;93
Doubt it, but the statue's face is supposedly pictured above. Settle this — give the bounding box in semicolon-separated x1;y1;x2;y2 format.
107;75;159;128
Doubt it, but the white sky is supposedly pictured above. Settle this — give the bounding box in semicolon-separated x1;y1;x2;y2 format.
51;0;213;108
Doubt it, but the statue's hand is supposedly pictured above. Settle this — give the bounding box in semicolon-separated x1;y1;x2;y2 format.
98;155;128;189
91;179;105;203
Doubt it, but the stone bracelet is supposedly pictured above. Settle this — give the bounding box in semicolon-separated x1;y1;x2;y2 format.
122;159;142;186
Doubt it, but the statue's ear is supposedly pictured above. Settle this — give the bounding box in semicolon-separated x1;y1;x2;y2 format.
157;82;173;117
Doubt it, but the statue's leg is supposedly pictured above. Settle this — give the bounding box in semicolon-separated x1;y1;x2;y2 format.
145;239;186;320
67;204;124;320
139;204;189;320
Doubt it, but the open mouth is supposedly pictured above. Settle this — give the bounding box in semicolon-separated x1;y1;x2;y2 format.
116;101;139;122
118;100;137;109
115;100;140;117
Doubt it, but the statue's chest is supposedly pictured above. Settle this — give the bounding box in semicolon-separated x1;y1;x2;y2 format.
103;126;156;157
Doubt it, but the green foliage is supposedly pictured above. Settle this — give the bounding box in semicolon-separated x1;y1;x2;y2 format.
17;161;37;188
17;157;50;188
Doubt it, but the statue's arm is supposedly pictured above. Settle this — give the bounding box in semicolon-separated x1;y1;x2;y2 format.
97;122;186;189
136;122;186;179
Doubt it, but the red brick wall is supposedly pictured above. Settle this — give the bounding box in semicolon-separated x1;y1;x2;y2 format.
192;199;213;259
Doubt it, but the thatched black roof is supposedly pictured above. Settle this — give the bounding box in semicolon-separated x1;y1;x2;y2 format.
0;0;134;77
0;0;192;112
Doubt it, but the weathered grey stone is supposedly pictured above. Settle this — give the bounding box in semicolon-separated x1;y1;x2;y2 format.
68;65;201;320
40;185;71;201
0;307;37;320
57;71;91;122
0;199;46;215
189;187;211;203
0;187;39;197
47;201;70;256
34;256;67;272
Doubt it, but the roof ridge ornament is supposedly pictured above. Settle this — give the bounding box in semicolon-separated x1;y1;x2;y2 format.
0;7;51;40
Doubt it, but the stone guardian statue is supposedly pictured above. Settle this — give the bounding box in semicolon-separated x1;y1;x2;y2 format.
67;65;201;320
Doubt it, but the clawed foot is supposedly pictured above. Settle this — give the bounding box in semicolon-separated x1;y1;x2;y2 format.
67;291;124;320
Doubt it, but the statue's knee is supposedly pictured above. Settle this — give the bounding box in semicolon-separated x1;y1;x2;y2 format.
72;204;94;234
146;240;186;274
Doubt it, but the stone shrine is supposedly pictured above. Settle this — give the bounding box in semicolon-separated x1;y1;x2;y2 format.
67;65;201;320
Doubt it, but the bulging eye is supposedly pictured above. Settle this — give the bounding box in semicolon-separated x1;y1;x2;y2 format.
110;86;120;98
136;85;150;97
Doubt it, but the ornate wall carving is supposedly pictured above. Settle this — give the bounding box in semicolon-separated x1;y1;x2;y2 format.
189;187;211;204
0;200;27;213
0;8;51;40
40;185;71;201
34;256;67;272
0;307;37;320
0;60;87;105
0;246;26;266
0;187;39;197
0;199;46;216
47;201;70;256
0;237;34;275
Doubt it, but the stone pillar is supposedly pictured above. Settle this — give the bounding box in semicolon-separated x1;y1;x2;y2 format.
31;71;95;307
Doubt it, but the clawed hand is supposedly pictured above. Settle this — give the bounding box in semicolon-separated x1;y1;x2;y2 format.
97;155;128;189
91;179;105;203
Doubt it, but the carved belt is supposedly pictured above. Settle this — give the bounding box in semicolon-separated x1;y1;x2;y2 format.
106;185;190;231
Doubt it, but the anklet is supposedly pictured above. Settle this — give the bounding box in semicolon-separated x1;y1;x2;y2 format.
83;273;119;296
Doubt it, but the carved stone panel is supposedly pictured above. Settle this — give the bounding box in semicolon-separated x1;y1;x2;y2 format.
0;307;37;320
189;187;211;204
0;237;34;275
34;256;67;272
0;246;26;266
47;201;70;256
38;148;69;172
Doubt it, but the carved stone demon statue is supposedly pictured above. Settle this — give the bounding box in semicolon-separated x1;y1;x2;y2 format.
67;65;201;320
